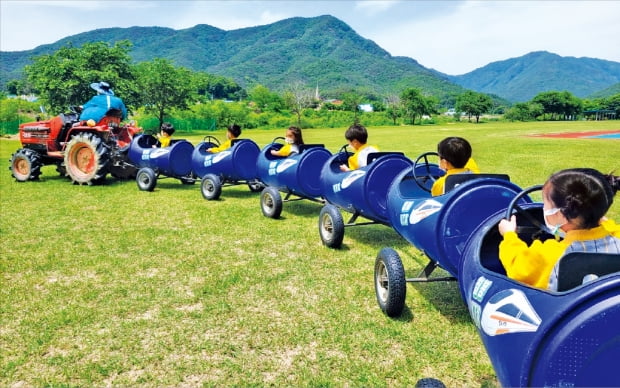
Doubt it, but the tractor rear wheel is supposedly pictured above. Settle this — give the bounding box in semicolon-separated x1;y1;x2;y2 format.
64;133;110;185
9;148;43;182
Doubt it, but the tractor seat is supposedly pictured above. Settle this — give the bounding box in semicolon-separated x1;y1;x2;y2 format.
444;173;510;192
556;252;620;291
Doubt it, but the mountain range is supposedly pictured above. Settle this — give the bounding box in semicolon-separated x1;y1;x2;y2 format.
2;15;619;103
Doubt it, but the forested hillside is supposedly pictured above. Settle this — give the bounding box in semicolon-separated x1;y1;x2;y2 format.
2;17;619;104
448;51;620;102
0;16;464;102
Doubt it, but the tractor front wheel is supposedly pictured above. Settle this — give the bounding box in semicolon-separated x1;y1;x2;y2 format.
64;133;110;185
9;148;43;182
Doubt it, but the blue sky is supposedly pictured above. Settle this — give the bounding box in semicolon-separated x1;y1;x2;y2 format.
1;0;619;75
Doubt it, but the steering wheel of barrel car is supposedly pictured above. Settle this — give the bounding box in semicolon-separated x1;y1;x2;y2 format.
336;144;351;167
202;135;221;147
505;184;551;238
412;151;441;192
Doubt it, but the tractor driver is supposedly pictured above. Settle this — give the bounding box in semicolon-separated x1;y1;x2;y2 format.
80;81;128;124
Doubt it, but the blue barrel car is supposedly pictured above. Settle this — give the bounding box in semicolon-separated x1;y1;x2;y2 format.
458;190;620;387
317;146;413;248
128;134;195;191
373;152;620;386
257;137;332;218
191;137;263;200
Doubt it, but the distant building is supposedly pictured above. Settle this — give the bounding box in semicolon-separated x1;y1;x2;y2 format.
358;104;373;112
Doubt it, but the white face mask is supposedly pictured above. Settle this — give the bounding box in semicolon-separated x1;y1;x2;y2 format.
285;137;294;144
544;207;566;238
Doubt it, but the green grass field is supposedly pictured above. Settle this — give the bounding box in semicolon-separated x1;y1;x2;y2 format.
1;120;619;386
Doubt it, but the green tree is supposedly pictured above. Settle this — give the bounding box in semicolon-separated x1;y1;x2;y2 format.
504;102;544;121
531;91;582;120
136;58;194;128
400;88;434;125
341;92;364;121
455;90;493;123
24;41;138;114
193;72;243;101
384;95;402;125
248;84;284;113
604;94;620;116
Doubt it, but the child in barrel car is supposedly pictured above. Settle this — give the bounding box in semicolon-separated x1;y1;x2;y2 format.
498;168;620;291
339;123;379;172
271;126;304;157
208;124;241;153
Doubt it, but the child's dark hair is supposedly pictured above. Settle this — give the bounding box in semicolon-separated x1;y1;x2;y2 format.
161;122;175;136
545;168;620;229
437;137;471;168
288;126;304;145
228;124;241;138
344;124;368;143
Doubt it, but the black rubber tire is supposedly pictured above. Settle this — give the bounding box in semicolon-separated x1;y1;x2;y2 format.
318;204;345;248
201;173;222;200
180;177;196;185
9;148;43;182
374;247;407;317
56;163;68;178
260;186;283;219
415;378;446;388
136;167;157;191
64;133;110;185
248;179;265;192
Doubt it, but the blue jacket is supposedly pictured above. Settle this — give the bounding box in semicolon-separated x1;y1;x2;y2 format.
80;94;127;122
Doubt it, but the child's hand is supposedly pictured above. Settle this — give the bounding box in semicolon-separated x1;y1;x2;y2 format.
339;164;350;172
498;215;517;236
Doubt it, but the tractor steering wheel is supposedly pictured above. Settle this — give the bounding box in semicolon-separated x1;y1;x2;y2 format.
412;151;441;192
505;184;549;235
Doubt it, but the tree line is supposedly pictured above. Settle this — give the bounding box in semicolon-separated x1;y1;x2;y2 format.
2;41;619;133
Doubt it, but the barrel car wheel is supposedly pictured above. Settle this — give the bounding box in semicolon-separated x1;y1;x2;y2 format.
201;173;222;200
260;186;283;219
318;204;345;248
136;167;157;191
374;247;407;317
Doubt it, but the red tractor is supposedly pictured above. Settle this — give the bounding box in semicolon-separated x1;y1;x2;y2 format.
9;107;142;185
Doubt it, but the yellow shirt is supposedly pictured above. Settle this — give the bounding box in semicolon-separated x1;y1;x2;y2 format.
272;143;300;157
431;168;471;196
159;136;171;148
431;158;480;196
348;144;379;170
499;219;620;290
209;139;232;153
465;158;480;173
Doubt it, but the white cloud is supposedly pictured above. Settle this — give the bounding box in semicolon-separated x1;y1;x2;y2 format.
366;0;620;74
354;0;401;14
